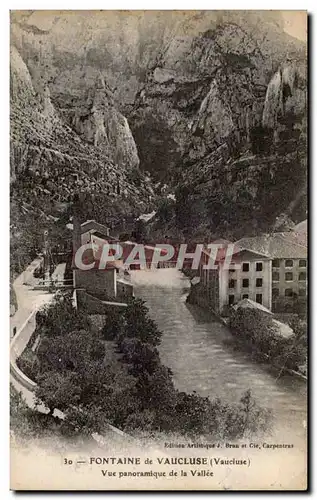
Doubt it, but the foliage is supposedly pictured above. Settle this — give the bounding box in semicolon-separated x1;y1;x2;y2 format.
35;371;82;414
60;404;108;436
35;292;89;338
229;307;307;372
156;197;175;223
101;308;123;340
27;291;271;440
10;384;61;440
131;219;148;243
118;298;163;346
16;348;41;381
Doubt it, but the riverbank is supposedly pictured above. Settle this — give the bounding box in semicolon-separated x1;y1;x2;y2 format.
131;268;307;446
186;280;307;381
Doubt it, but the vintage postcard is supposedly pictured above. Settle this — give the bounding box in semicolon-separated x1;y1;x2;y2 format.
10;10;307;490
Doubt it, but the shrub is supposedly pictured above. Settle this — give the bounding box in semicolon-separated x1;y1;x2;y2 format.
101;308;123;340
35;371;81;414
30;287;271;440
119;298;163;346
16;348;40;381
35;292;89;338
229;307;307;371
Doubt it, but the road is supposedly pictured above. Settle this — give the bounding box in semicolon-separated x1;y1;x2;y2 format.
10;258;54;340
10;258;60;411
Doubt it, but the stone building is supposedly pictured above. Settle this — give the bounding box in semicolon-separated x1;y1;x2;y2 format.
72;218;133;310
198;243;272;314
196;228;307;315
236;231;307;313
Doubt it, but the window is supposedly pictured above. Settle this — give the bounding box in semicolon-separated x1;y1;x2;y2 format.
272;288;279;298
228;279;236;289
299;288;306;297
285;289;293;297
285;259;293;268
242;263;249;272
242;279;249;288
256;278;263;287
299;272;307;281
229;294;235;305
272;259;280;268
285;272;293;281
299;260;307;268
256;294;262;304
272;272;280;281
256;262;263;272
242;294;249;299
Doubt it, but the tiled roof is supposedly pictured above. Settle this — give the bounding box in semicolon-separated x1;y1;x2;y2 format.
281;230;307;247
80;220;110;236
203;242;271;262
236;232;307;259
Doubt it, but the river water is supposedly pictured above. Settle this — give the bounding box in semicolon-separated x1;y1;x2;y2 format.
131;269;307;447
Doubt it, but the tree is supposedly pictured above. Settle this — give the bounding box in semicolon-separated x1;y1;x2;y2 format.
101;308;123;340
35;292;89;338
35;371;81;415
135;364;176;414
132;219;147;243
229;307;278;347
119;298;163;346
61;404;108;436
37;330;94;373
90;340;106;361
30;282;271;440
119;338;161;376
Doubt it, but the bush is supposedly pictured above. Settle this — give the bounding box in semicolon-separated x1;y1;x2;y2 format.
35;371;81;414
101;308;123;340
35;292;89;338
229;307;307;371
118;298;163;346
16;348;40;381
30;287;271;440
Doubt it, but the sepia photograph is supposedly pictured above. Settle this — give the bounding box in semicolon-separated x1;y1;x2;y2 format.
9;9;308;491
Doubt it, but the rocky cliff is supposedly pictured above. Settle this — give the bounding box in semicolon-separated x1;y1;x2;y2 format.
10;11;307;246
10;41;153;276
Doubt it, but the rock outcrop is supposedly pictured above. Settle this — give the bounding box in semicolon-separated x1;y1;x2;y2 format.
10;43;153;277
10;11;307;242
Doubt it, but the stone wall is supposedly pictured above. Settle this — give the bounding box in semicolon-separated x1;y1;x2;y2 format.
75;289;127;314
74;268;116;300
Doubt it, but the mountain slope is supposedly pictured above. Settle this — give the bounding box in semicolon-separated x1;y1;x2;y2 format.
10;44;154;276
10;11;307;247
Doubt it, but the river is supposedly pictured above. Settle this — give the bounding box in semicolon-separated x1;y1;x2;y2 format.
131;268;307;447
